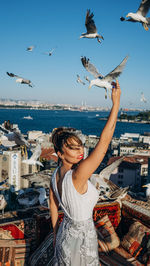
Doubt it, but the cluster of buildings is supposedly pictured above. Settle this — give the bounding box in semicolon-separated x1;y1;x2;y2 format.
0;125;149;195
84;132;150;194
0;98;144;111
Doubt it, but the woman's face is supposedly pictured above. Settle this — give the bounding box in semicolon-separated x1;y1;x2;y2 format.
60;138;84;165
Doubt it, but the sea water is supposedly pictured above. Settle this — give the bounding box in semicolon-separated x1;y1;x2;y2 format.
0;109;149;137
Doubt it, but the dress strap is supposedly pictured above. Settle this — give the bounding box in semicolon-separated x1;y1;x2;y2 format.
51;167;72;220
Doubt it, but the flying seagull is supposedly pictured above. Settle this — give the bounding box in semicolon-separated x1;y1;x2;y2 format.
81;56;128;98
26;45;35;51
76;74;85;85
90;157;128;202
140;92;147;103
120;0;150;31
22;144;44;167
43;48;56;56
84;76;90;83
0;126;30;147
80;9;104;43
6;72;33;87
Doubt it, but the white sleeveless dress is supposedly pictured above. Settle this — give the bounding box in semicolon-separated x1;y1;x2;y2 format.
51;167;99;266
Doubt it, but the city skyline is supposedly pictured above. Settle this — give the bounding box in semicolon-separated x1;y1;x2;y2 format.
0;0;150;110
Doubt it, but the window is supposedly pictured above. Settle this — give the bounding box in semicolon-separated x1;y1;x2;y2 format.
118;174;123;179
119;168;123;173
29;165;32;173
118;181;123;185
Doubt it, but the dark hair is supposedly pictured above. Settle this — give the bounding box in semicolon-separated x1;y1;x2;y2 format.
51;127;82;154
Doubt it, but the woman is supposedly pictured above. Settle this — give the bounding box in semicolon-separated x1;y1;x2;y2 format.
50;80;121;265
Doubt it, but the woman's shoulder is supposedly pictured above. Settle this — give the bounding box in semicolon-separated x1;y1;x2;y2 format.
62;169;73;187
64;169;73;180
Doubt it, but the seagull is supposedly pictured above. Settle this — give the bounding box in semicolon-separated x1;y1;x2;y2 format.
80;9;104;43
140;92;147;103
0;194;7;216
76;74;85;85
26;45;35;51
81;56;128;98
0;127;30;147
90;157;129;201
43;48;56;56
142;183;150;200
22;144;44;167
120;0;150;31
6;72;33;87
84;76;90;83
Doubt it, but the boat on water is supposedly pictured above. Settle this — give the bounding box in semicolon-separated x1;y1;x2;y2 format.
23;115;33;120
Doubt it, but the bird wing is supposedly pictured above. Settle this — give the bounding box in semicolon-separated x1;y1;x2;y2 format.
30;144;42;161
107;187;129;200
85;9;97;33
137;0;150;16
104;56;129;82
81;57;103;78
13;131;29;146
120;17;136;22
77;74;85;84
99;157;124;180
5;132;16;142
0;125;9;134
7;72;26;81
49;48;55;54
6;72;19;78
103;178;119;191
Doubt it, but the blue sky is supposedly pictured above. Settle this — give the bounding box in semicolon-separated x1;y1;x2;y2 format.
0;0;150;109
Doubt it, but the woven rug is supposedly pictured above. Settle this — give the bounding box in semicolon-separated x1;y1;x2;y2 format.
93;201;121;229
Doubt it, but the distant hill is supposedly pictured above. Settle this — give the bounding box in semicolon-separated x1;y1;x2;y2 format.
119;111;150;122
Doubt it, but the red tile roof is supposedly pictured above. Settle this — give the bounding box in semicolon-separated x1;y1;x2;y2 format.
41;148;58;162
108;155;148;166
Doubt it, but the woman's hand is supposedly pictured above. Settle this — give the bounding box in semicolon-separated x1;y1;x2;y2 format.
111;80;121;107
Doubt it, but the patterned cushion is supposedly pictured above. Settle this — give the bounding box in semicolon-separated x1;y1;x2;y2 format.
121;220;150;259
93;201;121;230
0;239;31;265
95;215;120;252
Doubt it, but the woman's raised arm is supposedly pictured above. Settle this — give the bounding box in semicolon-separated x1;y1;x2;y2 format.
73;80;121;186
